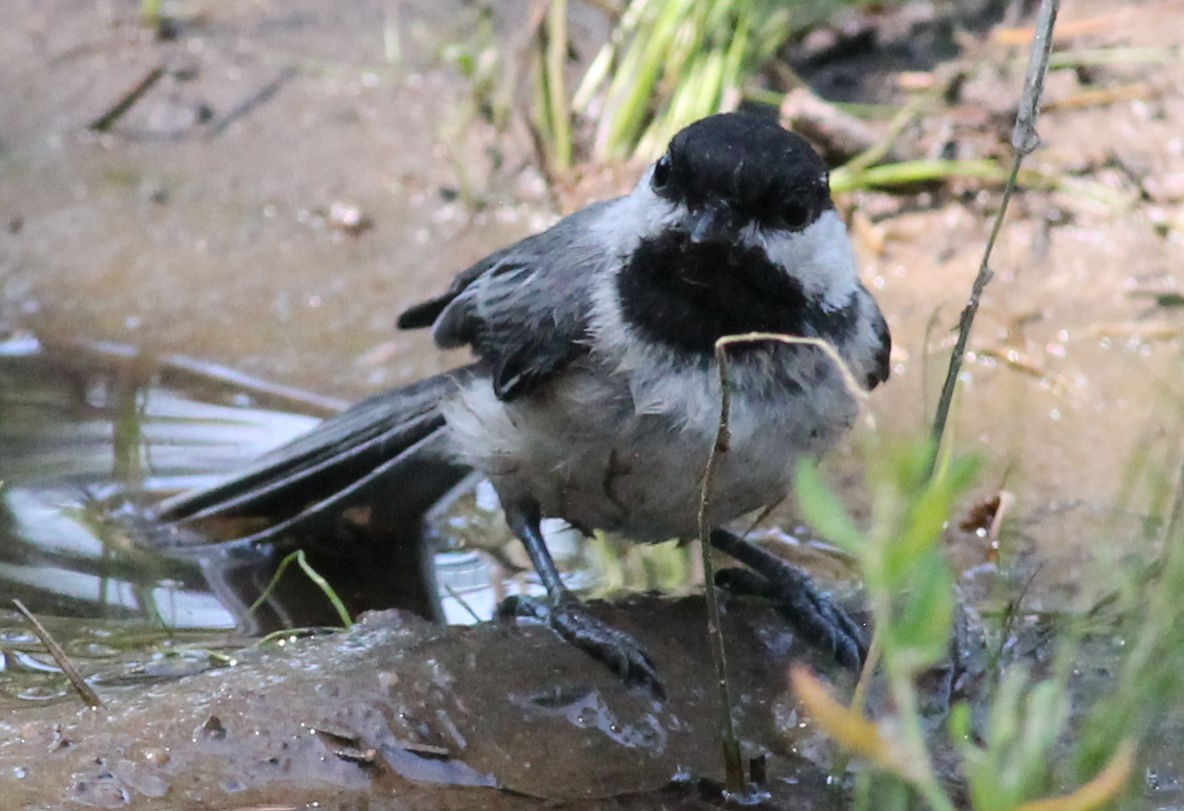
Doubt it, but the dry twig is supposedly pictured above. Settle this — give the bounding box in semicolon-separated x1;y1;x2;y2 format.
12;599;103;709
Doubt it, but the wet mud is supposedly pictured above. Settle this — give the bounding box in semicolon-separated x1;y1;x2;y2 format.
1;600;880;809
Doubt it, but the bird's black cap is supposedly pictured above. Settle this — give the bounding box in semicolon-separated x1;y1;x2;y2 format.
653;112;832;232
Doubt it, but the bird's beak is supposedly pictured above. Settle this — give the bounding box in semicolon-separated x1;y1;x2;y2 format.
687;200;738;245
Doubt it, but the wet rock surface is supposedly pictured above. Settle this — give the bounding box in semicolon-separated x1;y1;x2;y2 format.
0;599;866;808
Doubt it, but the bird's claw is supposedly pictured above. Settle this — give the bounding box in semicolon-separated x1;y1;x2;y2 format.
498;595;666;698
715;566;868;671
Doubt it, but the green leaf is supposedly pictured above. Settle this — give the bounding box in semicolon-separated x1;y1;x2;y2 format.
884;453;981;584
886;553;955;668
795;459;865;553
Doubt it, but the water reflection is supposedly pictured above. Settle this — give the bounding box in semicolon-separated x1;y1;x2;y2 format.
0;333;320;630
0;332;697;661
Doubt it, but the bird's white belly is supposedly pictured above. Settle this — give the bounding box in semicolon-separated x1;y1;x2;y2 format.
441;364;856;541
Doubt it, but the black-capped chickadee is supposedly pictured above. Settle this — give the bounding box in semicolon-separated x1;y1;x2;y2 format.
157;112;891;694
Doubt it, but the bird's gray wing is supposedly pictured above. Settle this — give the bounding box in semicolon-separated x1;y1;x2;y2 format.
397;200;617;401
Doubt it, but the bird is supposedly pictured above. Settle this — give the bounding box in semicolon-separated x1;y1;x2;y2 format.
154;111;891;695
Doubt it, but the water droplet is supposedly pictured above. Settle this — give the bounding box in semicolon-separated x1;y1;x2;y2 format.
139;747;170;766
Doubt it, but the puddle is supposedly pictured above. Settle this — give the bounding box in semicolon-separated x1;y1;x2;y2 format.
0;333;333;623
0;338;491;626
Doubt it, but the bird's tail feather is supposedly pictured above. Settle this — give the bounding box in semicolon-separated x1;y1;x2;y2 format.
151;366;477;548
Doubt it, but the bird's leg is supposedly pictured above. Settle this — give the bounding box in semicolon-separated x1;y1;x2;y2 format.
710;528;867;670
496;499;664;696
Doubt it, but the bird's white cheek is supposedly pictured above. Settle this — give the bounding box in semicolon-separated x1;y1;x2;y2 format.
592;182;684;256
760;210;860;308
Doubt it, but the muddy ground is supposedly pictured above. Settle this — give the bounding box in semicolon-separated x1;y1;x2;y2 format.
1;0;1184;808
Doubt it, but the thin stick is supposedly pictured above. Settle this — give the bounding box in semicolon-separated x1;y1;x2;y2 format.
206;69;295;139
443;584;483;624
12;599;103;709
927;0;1059;478
698;331;867;792
716;332;869;403
698;340;744;793
88;65;164;132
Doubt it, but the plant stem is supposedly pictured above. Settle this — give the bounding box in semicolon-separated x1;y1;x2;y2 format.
699;340;744;793
927;0;1059;478
545;0;572;170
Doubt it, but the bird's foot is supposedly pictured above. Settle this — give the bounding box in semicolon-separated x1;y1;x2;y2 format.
497;595;665;698
715;565;868;671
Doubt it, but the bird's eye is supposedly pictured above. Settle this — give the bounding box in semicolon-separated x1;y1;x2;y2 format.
781;200;813;230
651;154;672;190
